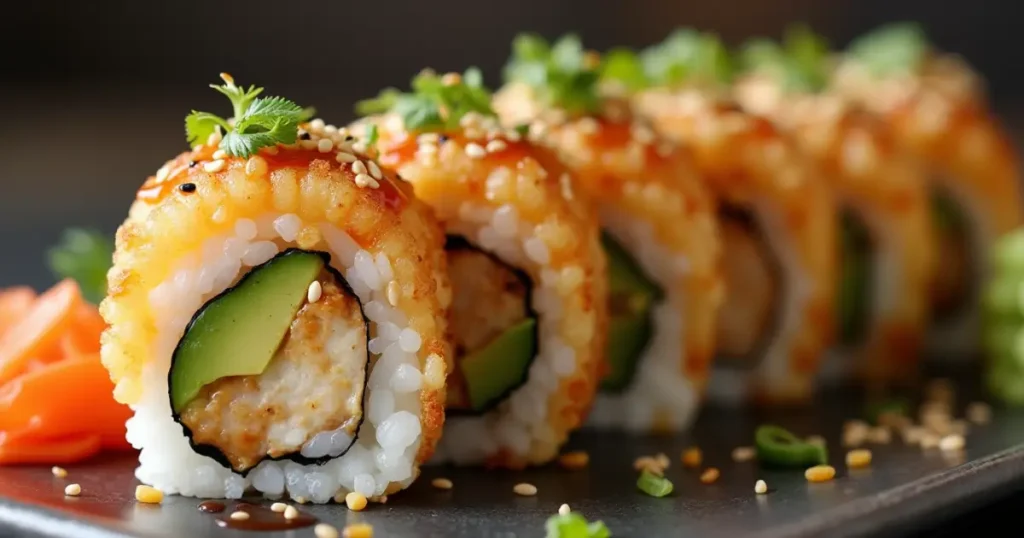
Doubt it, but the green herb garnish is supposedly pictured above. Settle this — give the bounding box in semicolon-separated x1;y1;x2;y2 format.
599;47;649;91
755;425;828;468
639;28;734;88
545;512;612;538
636;470;673;497
185;74;312;158
848;22;928;76
738;24;831;93
503;33;603;115
365;123;380;148
356;67;494;132
48;228;114;304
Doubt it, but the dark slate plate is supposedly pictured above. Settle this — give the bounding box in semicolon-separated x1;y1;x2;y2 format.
2;377;1023;538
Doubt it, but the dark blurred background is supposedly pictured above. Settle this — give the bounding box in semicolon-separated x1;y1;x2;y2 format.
2;0;1023;288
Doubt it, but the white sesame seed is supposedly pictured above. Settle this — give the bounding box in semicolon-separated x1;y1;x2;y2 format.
212;149;228;160
336;152;357;163
284;506;300;520
486;140;508;153
230;511;249;521
352;160;368;175
310;118;326;132
314;523;339;538
307;281;323;303
465;143;486;159
203;160;225;173
577;117;599;134
155;165;170;182
417;143;438;156
64;483;81;496
270;502;288;513
755;480;768;495
367;160;382;180
324;124;339;135
387;280;401;306
206;132;222;146
317;139;334;152
300;140;318;151
355;173;375;188
939;434;965;452
558;504;571;515
352;141;368;153
513;483;538;496
417;133;440;144
51;466;68;478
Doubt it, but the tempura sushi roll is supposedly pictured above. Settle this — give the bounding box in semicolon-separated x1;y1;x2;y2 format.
494;34;723;432
354;68;606;467
101;75;451;502
617;30;839;404
734;27;935;384
832;23;1024;358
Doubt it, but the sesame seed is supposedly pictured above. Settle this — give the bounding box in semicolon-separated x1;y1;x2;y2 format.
263;146;279;155
967;402;992;425
212;149;228;160
51;466;68;478
939;434;965;452
700;468;720;484
307;281;323;303
732;446;756;462
203;160;225;173
230;511;250;521
431;478;453;490
417;133;440;144
633;456;663;475
655;453;671;470
352;160;368;175
270;502;287;513
577;117;599;135
179;183;197;193
513;483;538;496
294;496;308;504
681;447;702;468
441;72;462;86
245;156;268;177
804;465;836;483
355;173;375;188
486;140;508;153
345;492;367;511
416;143;438;157
155;165;170;182
332;153;355;165
352;141;368;153
206;132;222;146
920;433;941;449
559;503;571;515
386;281;401;306
367;160;383;180
867;427;891;444
557;451;590;470
284;506;300;520
464;143;486;159
755;480;768;494
310;118;326;132
318;139;334;153
64;484;81;496
846;449;872;469
300;140;318;150
315;523;340;538
342;523;373;538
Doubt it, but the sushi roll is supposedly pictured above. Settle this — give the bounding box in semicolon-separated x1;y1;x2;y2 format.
982;229;1024;404
354;68;607;467
611;30;838;404
494;34;723;432
100;75;451;502
733;27;935;384
832;23;1024;359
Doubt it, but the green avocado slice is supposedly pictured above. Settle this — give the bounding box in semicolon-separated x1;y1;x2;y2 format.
460;317;538;412
600;231;664;393
169;250;325;413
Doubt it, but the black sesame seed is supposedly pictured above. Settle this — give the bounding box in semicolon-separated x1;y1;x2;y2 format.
299;132;312;140
188;160;198;168
346;135;356;141
179;183;197;193
438;135;449;143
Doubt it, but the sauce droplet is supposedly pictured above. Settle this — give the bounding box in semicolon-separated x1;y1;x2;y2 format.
211;502;318;531
197;501;225;513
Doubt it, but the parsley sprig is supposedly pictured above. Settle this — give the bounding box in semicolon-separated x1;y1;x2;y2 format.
738;24;831;93
848;22;928;76
185;74;313;158
503;33;603;115
355;67;495;132
48;228;114;305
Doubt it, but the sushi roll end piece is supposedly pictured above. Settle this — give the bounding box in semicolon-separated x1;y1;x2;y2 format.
101;75;451;501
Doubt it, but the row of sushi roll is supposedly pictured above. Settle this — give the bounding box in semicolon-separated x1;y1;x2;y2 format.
81;21;1021;504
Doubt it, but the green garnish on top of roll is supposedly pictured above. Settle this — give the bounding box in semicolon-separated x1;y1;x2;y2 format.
598;29;734;91
185;74;314;158
738;24;831;93
503;33;604;115
847;22;929;76
355;67;495;132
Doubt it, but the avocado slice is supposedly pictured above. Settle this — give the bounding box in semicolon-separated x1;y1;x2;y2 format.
459;317;538;412
837;209;874;346
600;231;664;392
169;249;326;413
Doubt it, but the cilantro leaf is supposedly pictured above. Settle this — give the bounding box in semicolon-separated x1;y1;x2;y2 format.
184;74;312;158
545;512;611;538
503;33;603;114
848;22;928;76
640;29;734;88
356;67;496;132
738;24;830;93
600;48;648;91
365;124;379;148
48;228;114;305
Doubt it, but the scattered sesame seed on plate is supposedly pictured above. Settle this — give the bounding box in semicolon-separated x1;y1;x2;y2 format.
51;466;67;478
230;511;250;521
681;447;702;468
732;446;756;462
270;502;287;513
557;450;590;470
134;485;164;504
558;503;571;515
846;449;872;469
345;492;368;512
700;468;720;484
755;480;768;494
939;434;965;452
284;505;300;520
64;484;81;497
315;523;340;538
804;465;836;483
343;522;373;538
432;477;454;490
513;483;538;496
